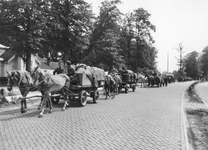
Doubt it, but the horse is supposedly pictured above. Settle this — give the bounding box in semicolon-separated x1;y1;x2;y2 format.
109;73;122;94
31;66;70;118
160;75;168;87
154;75;161;87
145;74;155;87
104;74;117;99
6;70;44;113
137;73;148;87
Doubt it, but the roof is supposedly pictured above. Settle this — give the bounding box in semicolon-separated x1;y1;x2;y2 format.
0;44;9;49
0;48;16;62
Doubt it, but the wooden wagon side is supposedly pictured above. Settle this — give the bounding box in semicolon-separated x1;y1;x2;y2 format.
119;70;137;93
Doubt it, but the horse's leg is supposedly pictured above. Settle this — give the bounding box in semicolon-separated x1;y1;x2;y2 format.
38;97;43;110
38;91;44;109
48;96;53;114
111;86;115;99
105;89;109;100
23;98;27;113
105;86;109;100
38;93;47;118
113;88;116;99
20;90;29;113
20;98;24;113
62;89;69;111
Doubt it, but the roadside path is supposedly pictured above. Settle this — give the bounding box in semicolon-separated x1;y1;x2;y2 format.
195;81;208;107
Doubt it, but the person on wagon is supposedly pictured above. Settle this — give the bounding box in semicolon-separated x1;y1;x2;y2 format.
66;61;75;78
53;60;65;75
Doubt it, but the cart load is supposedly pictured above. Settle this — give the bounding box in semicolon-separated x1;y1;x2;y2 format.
74;64;105;87
120;70;137;83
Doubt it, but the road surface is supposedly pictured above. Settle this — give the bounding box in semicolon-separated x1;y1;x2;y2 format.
0;81;195;150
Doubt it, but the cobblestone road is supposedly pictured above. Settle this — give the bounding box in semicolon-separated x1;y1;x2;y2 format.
0;82;193;150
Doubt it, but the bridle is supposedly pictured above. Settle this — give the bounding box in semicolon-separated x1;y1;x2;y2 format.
31;66;51;86
7;71;22;86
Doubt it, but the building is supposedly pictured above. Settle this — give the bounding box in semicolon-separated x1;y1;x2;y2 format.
0;44;41;77
0;44;60;75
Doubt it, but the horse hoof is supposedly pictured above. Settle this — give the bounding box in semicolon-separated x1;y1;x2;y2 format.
38;114;43;118
49;110;52;114
21;109;27;113
62;108;65;111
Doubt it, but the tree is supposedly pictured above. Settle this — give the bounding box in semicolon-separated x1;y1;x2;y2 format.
46;0;94;64
86;0;123;69
0;0;48;71
199;46;208;79
175;42;185;77
183;51;200;79
120;8;157;72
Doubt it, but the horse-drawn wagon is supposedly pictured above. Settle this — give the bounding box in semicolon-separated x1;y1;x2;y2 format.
119;70;137;93
51;64;105;107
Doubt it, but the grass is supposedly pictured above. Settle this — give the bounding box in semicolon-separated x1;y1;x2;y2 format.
186;82;208;150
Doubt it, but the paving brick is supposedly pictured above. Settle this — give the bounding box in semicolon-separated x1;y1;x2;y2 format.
0;82;194;150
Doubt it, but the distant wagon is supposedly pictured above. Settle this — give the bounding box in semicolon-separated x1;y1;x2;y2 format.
165;73;175;83
51;64;105;107
119;70;137;93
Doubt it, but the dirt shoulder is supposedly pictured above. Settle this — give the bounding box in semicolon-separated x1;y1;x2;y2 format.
185;81;208;150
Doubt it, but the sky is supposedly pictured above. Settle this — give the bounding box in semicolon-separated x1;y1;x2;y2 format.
85;0;208;72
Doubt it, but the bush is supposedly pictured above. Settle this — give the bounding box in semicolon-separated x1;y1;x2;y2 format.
0;77;8;86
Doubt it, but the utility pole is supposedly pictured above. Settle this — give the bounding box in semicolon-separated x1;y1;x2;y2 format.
167;50;169;73
178;43;184;77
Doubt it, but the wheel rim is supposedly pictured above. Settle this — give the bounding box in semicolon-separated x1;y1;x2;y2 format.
51;97;60;104
93;91;99;102
81;92;87;104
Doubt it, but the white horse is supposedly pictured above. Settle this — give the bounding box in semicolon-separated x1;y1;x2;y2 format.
137;73;148;88
31;66;71;118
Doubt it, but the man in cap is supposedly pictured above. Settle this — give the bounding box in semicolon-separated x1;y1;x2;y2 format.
53;60;65;75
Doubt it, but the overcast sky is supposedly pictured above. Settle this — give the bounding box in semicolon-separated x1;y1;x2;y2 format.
86;0;208;72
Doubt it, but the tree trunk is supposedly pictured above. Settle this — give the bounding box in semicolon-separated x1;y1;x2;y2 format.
26;50;31;72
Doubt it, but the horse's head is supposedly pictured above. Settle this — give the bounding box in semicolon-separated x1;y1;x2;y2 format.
31;66;46;86
31;66;40;85
6;70;22;91
145;74;149;78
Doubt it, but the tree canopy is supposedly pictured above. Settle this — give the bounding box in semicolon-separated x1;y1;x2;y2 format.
0;0;158;73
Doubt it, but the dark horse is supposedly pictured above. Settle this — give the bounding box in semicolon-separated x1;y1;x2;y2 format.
31;66;70;118
104;74;117;99
154;75;161;87
145;74;155;87
6;70;44;113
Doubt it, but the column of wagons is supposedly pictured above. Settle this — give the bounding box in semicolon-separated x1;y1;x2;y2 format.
51;65;138;107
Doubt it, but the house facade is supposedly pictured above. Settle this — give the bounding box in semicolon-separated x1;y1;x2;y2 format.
0;44;40;77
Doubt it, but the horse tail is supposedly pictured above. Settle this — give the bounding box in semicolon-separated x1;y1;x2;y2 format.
65;75;71;88
59;74;70;88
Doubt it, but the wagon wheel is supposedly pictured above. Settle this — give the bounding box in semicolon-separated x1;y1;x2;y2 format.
132;85;136;92
93;90;99;103
51;96;60;104
125;87;128;93
79;90;87;107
